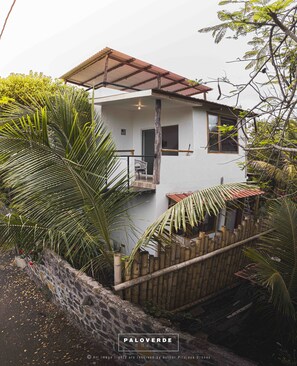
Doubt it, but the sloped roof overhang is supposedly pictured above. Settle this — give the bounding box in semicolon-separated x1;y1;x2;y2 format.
60;47;212;97
167;188;264;204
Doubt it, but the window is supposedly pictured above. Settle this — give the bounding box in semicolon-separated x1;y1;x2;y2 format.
162;125;179;156
175;213;217;238
208;114;238;153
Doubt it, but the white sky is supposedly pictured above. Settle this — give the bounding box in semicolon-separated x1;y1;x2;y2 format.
0;0;255;106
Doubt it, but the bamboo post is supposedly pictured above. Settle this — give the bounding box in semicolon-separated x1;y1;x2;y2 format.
139;252;149;305
114;253;123;299
157;242;162;256
226;229;239;284
214;232;225;291
231;223;247;283
234;221;248;275
175;246;185;308
179;247;190;307
147;255;155;303
157;251;165;307
208;236;221;293
201;235;212;297
170;251;179;309
190;262;200;304
246;217;252;237
152;255;160;305
196;233;206;299
131;250;141;304
189;242;199;303
242;219;247;239
216;231;223;250
218;230;232;289
186;243;197;304
195;237;202;256
225;230;236;284
114;253;122;286
237;225;243;241
221;248;232;290
221;226;227;243
124;259;132;301
161;246;171;309
222;243;230;286
166;243;176;309
203;235;217;297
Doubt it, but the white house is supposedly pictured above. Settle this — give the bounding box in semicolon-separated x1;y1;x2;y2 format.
61;47;260;253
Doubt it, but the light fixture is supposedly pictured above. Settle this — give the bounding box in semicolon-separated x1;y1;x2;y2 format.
137;100;142;110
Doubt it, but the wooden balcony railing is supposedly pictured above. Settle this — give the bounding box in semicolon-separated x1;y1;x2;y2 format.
161;149;193;154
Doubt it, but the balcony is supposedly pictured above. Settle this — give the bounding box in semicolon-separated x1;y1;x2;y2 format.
116;150;156;192
116;149;193;192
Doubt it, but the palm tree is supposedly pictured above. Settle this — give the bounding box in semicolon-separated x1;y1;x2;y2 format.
248;120;297;197
245;198;297;321
0;89;134;282
249;157;297;196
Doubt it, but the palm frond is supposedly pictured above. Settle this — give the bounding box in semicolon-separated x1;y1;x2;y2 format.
244;199;297;319
0;88;135;280
131;182;260;258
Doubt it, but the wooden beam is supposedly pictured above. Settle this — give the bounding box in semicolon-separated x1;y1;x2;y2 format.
160;78;186;89
161;149;194;154
153;99;162;184
82;57;135;84
122;72;170;90
110;65;152;84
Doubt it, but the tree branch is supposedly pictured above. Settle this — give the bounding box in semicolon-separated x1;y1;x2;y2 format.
268;10;297;43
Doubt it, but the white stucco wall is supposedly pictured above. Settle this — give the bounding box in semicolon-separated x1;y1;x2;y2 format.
97;99;247;253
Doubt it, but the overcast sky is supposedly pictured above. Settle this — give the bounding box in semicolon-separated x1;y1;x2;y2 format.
0;0;254;106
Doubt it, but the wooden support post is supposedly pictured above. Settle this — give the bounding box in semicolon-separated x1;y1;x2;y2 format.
153;99;162;184
157;74;161;89
103;55;109;86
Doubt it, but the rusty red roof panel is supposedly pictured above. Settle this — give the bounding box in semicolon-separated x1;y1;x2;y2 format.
167;188;264;203
60;47;212;96
234;264;258;284
167;193;192;202
231;189;264;199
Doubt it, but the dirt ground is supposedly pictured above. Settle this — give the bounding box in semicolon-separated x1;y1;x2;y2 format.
0;251;119;366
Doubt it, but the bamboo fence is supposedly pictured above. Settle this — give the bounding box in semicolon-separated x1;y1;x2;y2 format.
113;218;270;312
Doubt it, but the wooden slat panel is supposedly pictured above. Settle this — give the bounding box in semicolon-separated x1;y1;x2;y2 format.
115;218;269;311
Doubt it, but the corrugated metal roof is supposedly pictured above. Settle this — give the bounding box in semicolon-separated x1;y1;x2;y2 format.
60;47;212;97
167;188;264;203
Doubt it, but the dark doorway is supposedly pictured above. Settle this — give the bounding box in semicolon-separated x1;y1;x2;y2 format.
142;129;155;175
142;125;179;174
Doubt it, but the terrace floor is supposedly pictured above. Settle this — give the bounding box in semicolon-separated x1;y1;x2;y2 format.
131;175;156;191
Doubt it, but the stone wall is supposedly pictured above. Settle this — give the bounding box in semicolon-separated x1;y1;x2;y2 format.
24;250;255;366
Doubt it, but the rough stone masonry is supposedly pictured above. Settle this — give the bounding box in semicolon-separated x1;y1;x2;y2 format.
23;250;255;366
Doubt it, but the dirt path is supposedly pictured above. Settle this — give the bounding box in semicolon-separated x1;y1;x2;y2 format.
0;251;118;366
